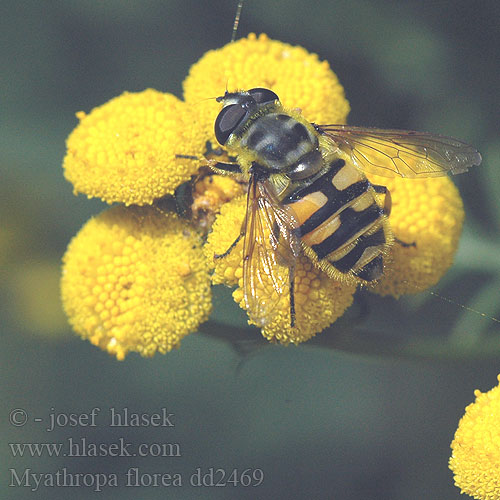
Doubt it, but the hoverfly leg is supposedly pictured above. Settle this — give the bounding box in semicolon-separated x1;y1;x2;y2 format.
207;158;242;174
372;185;416;248
213;160;247;259
289;266;296;328
372;184;392;216
214;230;245;259
175;153;199;160
395;238;416;248
272;221;280;247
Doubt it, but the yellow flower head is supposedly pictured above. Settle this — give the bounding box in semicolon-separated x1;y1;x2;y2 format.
61;206;212;359
204;196;356;343
183;33;350;146
367;174;464;297
450;375;500;500
63;89;205;206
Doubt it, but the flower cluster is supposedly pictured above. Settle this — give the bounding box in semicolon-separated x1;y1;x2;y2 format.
450;375;500;500
61;33;465;358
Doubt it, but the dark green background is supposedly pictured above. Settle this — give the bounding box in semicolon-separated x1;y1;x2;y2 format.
2;1;499;498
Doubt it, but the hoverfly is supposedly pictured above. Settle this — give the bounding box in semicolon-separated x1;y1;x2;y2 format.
209;87;481;328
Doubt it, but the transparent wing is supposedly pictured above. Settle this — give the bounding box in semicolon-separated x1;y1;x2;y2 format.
317;124;482;178
242;174;301;327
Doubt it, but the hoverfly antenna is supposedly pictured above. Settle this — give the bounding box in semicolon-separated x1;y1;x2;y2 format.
212;80;230;103
231;0;245;43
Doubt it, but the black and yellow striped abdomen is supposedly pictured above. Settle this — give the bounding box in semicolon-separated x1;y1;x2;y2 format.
283;158;392;281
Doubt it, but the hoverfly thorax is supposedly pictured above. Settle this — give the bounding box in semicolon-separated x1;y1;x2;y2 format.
215;87;326;182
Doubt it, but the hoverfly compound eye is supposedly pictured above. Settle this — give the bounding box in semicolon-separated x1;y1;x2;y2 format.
214;104;247;145
248;88;279;104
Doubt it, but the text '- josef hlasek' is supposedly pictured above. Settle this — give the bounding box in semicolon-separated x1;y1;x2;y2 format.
37;407;174;432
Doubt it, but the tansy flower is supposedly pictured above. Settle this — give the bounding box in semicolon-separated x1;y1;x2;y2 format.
449;375;500;500
183;33;350;146
61;206;212;360
63;90;205;206
61;33;467;354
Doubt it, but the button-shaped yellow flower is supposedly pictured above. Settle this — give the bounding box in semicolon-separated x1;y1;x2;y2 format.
61;206;212;359
450;375;500;500
183;33;350;147
63;89;204;206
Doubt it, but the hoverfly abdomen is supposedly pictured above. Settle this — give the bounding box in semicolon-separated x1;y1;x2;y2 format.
283;158;390;281
331;227;387;281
